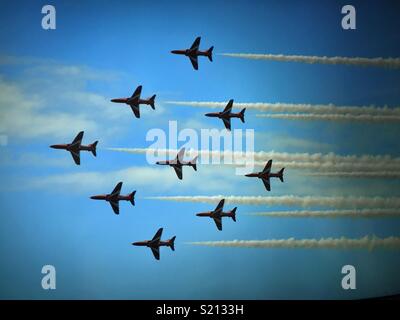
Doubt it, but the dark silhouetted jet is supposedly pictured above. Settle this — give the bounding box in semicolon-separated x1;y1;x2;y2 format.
156;148;197;180
132;228;176;260
111;85;156;118
90;181;136;215
205;99;246;131
50;131;98;165
196;199;237;231
245;160;284;191
171;36;213;70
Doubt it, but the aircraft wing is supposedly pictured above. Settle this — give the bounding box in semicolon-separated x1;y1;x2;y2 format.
189;56;198;70
131;85;142;100
109;201;120;215
222;99;233;114
173;165;183;180
214;199;225;213
69;150;81;165
262;177;271;191
262;160;272;174
151;247;160;260
130;105;141;118
222;117;231;131
152;228;163;242
71;131;84;146
190;36;201;50
111;182;123;196
176;147;186;162
213;216;222;231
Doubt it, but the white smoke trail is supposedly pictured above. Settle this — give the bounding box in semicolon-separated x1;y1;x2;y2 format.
304;172;400;179
146;195;400;209
249;209;400;218
107;148;400;170
165;100;400;116
256;113;400;123
188;236;400;250
233;161;400;173
220;53;400;69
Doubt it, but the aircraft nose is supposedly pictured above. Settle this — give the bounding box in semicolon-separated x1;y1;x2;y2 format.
111;99;117;102
132;242;140;246
205;113;212;117
171;50;179;54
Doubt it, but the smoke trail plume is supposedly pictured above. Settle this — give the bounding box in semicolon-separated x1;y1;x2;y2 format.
305;172;400;178
256;113;400;123
234;161;400;173
146;195;400;209
165;101;400;116
249;209;400;218
188;236;400;250
107;148;400;171
220;53;400;69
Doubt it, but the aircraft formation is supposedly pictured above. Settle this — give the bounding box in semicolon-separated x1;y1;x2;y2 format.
50;36;285;260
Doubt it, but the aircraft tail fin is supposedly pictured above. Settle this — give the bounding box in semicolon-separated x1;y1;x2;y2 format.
239;108;246;123
129;191;136;206
230;207;237;222
90;141;98;157
149;95;156;110
278;168;285;182
169;236;176;251
190;156;198;171
206;46;214;62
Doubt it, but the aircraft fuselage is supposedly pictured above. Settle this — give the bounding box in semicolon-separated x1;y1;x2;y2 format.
205;112;242;119
132;240;170;248
90;194;132;202
111;97;153;106
171;49;209;57
196;211;233;218
50;143;93;152
156;159;192;167
245;171;282;179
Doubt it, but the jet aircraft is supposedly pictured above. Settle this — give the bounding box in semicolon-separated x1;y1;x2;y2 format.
171;36;213;70
111;85;156;118
245;160;284;191
50;131;98;165
132;228;176;260
90;181;136;215
155;148;197;180
196;199;237;231
205;99;245;131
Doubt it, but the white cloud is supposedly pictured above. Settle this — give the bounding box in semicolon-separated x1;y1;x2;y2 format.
21;165;241;194
0;151;73;168
0;57;133;142
0;77;98;140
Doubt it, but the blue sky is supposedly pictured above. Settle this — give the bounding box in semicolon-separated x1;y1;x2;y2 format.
0;0;400;299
